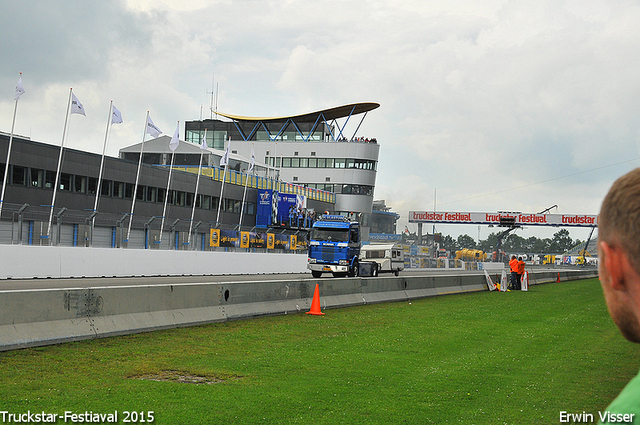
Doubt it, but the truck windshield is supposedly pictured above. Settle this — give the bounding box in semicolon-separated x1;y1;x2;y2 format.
312;228;349;242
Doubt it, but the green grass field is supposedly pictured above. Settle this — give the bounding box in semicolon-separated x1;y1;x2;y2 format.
0;278;638;424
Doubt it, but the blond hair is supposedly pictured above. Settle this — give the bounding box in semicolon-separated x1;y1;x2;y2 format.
599;168;640;273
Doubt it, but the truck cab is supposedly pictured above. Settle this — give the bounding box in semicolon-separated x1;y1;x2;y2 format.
307;215;361;278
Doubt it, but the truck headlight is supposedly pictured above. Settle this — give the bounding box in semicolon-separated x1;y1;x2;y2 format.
309;258;317;263
339;259;348;265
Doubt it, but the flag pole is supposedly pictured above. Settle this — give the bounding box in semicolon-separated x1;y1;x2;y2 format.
238;144;254;229
93;101;113;215
188;129;207;248
159;122;179;245
47;88;73;241
127;111;149;243
0;73;24;220
158;152;175;244
215;139;229;226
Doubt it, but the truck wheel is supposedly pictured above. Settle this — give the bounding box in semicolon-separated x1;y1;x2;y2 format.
311;271;322;278
373;263;379;277
350;259;359;277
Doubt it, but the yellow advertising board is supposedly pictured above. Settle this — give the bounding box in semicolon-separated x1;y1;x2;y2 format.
209;229;220;247
240;231;250;248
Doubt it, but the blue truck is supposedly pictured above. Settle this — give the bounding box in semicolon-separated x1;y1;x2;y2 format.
307;215;362;278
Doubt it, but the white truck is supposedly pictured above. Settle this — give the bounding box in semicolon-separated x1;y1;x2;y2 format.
360;243;404;276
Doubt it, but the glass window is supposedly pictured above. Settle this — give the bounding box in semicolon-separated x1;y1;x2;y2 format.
30;169;44;187
346;159;355;169
74;175;87;193
309;158;317;168
60;173;72;191
136;185;145;201
157;188;166;203
124;183;134;199
12;166;26;186
114;181;124;198
325;158;334;168
317;158;325;168
186;192;194;207
88;177;98;194
299;158;308;168
146;186;157;202
101;180;112;197
291;157;299;168
282;157;291;168
45;171;56;189
177;191;186;206
335;159;345;169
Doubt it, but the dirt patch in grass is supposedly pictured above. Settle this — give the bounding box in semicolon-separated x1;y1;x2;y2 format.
132;370;241;385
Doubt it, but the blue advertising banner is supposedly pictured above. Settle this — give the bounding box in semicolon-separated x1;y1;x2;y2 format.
256;189;272;228
277;193;297;225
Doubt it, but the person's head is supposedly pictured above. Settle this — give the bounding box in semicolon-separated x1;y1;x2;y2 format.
512;255;516;260
518;257;522;261
599;167;640;343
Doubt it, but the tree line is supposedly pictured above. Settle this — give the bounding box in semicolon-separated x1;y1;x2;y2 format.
436;229;582;254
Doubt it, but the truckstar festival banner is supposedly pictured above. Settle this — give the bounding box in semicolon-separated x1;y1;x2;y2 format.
408;211;599;227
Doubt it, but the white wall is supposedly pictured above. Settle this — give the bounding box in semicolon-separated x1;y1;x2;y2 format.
0;245;309;279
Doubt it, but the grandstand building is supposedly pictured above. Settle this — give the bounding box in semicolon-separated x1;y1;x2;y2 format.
183;102;381;237
0;102;381;248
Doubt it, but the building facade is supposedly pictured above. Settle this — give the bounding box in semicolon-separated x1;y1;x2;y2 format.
184;103;381;222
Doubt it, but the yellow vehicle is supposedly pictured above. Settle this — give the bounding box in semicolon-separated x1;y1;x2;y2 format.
454;248;486;262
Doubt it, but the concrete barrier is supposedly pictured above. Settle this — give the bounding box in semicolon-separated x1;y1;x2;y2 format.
0;245;308;279
0;269;598;351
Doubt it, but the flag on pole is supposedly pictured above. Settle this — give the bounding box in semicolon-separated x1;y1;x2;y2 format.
169;122;180;151
200;129;208;150
146;115;162;138
70;92;86;116
14;76;25;101
111;105;123;124
220;143;230;167
248;147;255;173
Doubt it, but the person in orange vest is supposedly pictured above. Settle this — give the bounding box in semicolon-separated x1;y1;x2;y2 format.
509;255;518;290
517;256;525;290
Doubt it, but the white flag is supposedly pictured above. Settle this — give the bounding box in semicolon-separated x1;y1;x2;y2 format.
146;115;162;138
200;129;208;150
71;92;86;116
248;147;255;173
220;143;230;167
111;105;123;124
14;76;25;101
169;123;179;151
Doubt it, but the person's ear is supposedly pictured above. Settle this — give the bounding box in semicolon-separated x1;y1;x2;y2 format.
601;241;628;291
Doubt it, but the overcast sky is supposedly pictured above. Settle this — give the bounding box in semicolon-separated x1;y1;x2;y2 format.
1;0;638;243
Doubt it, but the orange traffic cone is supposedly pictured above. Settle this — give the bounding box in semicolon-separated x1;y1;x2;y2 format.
556;272;561;283
306;283;325;316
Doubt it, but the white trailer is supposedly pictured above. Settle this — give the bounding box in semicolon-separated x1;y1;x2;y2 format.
360;243;404;276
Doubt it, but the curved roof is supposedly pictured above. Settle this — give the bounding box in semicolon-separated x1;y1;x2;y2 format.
216;102;380;123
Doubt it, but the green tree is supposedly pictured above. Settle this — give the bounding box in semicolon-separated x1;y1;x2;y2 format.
457;234;476;249
503;234;526;251
549;229;573;253
440;234;459;253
